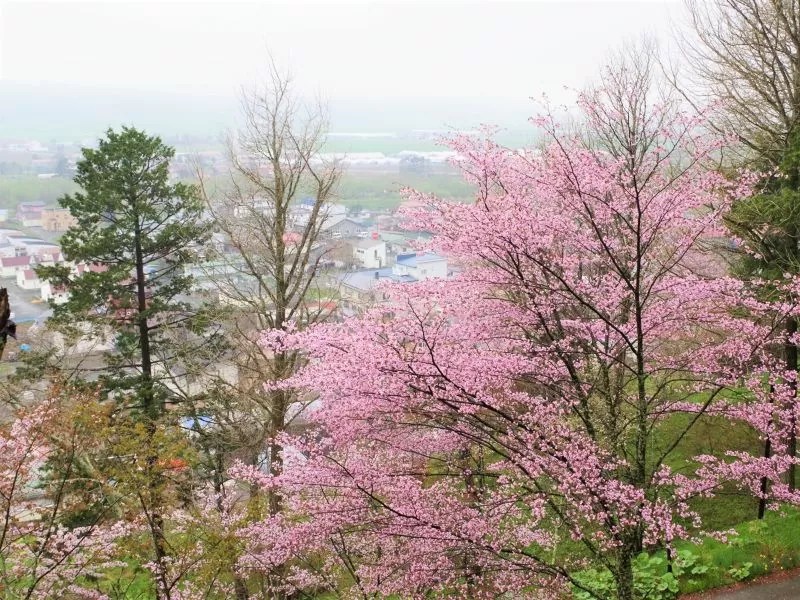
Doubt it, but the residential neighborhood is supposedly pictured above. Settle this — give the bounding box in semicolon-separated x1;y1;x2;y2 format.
0;193;452;326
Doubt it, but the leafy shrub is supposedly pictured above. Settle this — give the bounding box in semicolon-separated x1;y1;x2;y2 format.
573;552;686;600
727;562;753;582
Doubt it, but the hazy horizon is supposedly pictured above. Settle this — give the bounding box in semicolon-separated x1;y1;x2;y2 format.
1;1;683;141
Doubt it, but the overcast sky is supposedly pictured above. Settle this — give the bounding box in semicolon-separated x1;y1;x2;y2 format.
2;1;682;100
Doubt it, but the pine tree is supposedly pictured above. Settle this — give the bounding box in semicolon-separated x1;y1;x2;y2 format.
38;126;218;416
36;128;221;596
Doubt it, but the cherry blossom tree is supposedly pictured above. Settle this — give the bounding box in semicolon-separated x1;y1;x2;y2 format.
228;50;800;600
0;389;124;599
0;384;247;600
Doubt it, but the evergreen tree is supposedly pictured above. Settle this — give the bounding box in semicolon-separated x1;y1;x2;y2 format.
38;127;218;417
725;131;800;511
35;128;222;596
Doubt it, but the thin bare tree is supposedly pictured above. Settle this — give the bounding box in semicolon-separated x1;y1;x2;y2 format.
681;0;800;166
194;60;342;597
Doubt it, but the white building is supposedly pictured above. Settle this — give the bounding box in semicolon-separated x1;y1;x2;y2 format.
33;250;63;267
392;252;448;281
20;214;43;228
16;268;42;290
292;202;348;229
339;252;449;311
354;239;386;269
41;281;69;304
0;229;27;244
4;238;60;257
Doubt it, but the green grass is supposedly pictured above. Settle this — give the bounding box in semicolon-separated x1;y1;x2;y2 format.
667;507;800;595
573;507;800;599
653;411;763;529
336;170;474;210
570;381;798;599
186;168;475;212
675;508;800;593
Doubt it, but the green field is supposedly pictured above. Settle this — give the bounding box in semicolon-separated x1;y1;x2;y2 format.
181;168;475;213
336;170;474;210
0;175;78;209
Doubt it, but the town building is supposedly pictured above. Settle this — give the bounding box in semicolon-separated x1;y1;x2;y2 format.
32;250;63;267
0;255;31;278
353;239;387;269
322;214;364;239
339;252;448;310
11;239;60;257
290;202;364;239
0;243;17;259
393;252;448;281
16;202;47;227
40;281;69;305
16;268;42;290
41;208;78;232
0;229;27;244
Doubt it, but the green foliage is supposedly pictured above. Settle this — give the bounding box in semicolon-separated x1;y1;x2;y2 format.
34;127;222;414
727;562;754;582
570;508;800;599
673;508;800;594
22;129;227;596
726;128;800;284
572;554;680;600
573;567;615;600
633;555;679;600
672;549;709;577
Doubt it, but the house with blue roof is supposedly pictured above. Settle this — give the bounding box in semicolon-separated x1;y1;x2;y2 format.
339;252;448;310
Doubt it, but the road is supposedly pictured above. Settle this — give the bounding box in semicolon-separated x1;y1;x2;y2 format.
712;577;800;599
0;280;51;323
688;570;800;600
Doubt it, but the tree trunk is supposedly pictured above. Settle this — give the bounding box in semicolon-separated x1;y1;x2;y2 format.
758;436;772;519
787;317;797;492
0;288;10;362
615;546;635;600
133;217;155;417
758;383;777;519
233;578;249;600
134;210;169;597
267;389;285;516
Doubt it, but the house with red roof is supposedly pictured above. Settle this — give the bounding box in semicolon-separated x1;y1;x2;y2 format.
16;268;42;290
0;255;31;278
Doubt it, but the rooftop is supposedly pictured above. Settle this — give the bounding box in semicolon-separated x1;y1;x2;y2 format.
1;255;31;267
395;252;446;267
355;238;384;249
340;268;417;292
